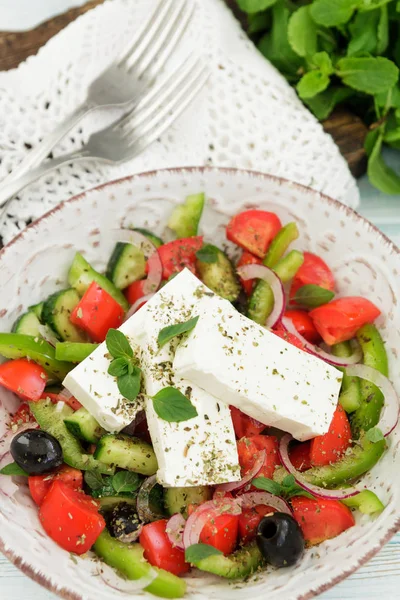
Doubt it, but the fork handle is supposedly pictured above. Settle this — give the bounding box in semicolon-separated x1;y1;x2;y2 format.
5;103;92;183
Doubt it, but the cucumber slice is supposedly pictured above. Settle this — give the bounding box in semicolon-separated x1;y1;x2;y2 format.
94;531;186;598
196;244;240;302
168;193;205;238
99;496;137;512
68;252;129;311
29;302;44;320
94;434;157;476
29;400;113;474
42;289;87;342
106;242;146;289
0;333;70;380
133;228;163;248
192;542;262;579
64;407;106;443
12;311;41;337
55;342;98;363
165;486;212;518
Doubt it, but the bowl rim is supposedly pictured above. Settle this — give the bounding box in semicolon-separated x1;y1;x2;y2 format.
0;165;399;600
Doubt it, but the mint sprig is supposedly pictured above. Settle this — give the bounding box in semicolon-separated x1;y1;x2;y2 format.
252;474;314;500
157;316;199;348
106;329;141;402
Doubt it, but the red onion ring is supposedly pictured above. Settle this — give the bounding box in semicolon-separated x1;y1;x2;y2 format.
124;294;154;321
166;513;186;550
279;434;359;500
137;475;164;523
58;388;73;403
183;497;241;548
111;229;162;296
98;562;157;593
282;317;362;366
346;365;399;437
237;264;285;328
215;450;266;493
238;491;292;515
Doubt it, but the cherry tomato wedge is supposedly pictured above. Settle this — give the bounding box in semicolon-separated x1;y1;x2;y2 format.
227;210;282;258
237;251;262;295
40;391;82;411
39;480;105;554
125;279;147;309
29;464;83;506
0;358;47;401
239;505;277;544
140;519;190;576
289;441;312;472
310;405;352;467
310;297;381;345
290;252;335;300
291;496;355;545
237;435;281;480
70;282;125;343
154;236;203;280
230;406;265;439
200;513;239;555
284;310;321;344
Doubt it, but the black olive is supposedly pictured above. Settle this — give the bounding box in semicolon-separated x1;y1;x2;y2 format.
108;503;143;543
256;512;305;568
10;429;63;475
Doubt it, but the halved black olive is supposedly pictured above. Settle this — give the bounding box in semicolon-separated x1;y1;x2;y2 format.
108;502;143;543
256;512;305;568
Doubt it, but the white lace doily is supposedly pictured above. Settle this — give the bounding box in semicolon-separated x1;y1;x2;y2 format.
0;0;359;245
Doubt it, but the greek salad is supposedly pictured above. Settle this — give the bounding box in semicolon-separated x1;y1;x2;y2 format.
0;193;397;598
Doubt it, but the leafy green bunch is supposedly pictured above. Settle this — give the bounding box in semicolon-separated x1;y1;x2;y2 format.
236;0;400;194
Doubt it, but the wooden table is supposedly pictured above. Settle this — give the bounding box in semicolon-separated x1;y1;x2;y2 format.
0;2;399;599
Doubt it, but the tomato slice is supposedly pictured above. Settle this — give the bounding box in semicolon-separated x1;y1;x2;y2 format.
236;251;262;295
39;480;105;554
230;406;265;439
310;406;352;467
0;359;47;401
125;279;147;308
226;210;282;258
284;310;321;344
29;465;83;506
291;496;355;545
290;252;335;300
155;236;203;280
237;435;281;480
200;513;239;555
272;323;307;352
310;297;381;345
239;505;276;544
289;441;312;472
70;281;125;342
140;519;190;576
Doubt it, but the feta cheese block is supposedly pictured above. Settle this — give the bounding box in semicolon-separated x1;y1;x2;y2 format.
174;294;342;441
133;270;240;487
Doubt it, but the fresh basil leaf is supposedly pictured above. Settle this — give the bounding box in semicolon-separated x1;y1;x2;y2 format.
292;284;335;308
377;5;389;55
310;0;359;27
0;462;28;476
106;329;133;359
84;470;104;490
90;476;116;498
112;471;141;493
366;426;385;443
347;11;379;57
117;367;142;402
367;133;400;193
304;86;353;120
288;7;318;58
196;244;220;264
252;476;283;496
337;57;399;95
282;474;296;488
285;488;314;500
297;71;331;100
108;357;129;377
157;316;199;348
310;52;334;76
185;543;223;564
152;387;198;422
237;0;277;14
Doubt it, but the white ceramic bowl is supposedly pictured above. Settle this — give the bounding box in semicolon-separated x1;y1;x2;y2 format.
0;167;399;600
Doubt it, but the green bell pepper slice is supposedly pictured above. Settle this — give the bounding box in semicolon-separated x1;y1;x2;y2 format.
264;222;299;268
55;342;98;363
189;542;263;579
332;342;362;413
342;490;385;515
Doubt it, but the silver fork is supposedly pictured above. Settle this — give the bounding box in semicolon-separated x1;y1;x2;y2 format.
4;0;195;181
0;57;209;222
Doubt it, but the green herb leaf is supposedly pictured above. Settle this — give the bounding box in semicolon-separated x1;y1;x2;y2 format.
288;7;317;58
282;474;296;488
347;11;379;57
359;0;392;11
117;367;142;402
237;0;277;14
310;52;334;76
337;57;399;95
252;476;283;495
247;11;271;34
157;316;199;348
84;470;104;490
108;357;129;377
185;543;223;564
377;6;389;55
152;386;198;422
196;245;220;264
310;0;359;27
292;284;335;308
367;132;400;193
366;427;385;443
90;476;116;498
304;86;353;120
106;329;133;359
297;71;330;100
253;475;314;500
112;471;141;493
0;462;28;476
